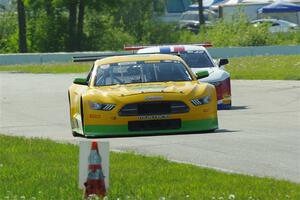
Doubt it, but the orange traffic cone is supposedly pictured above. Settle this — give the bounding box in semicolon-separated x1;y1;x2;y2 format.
84;141;106;198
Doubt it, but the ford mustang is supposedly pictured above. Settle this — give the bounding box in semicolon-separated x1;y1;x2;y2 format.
69;54;218;137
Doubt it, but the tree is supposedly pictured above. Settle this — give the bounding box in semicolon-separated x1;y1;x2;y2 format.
67;0;78;51
197;0;205;29
77;0;85;50
17;0;27;52
112;0;154;41
25;0;69;52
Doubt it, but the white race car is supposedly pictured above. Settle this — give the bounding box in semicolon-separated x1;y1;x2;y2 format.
129;45;231;109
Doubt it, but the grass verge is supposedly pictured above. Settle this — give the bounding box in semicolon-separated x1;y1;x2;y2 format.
227;55;300;80
0;134;299;199
0;62;91;74
0;55;300;80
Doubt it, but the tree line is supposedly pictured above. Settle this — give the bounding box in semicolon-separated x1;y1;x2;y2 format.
3;0;298;53
1;0;182;53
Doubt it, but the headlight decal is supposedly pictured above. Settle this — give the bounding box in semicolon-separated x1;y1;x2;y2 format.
191;96;211;106
102;104;115;111
89;101;115;111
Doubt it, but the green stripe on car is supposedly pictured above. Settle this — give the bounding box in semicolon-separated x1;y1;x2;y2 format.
84;118;218;137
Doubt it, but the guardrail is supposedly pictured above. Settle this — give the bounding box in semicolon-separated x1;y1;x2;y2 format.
208;45;300;58
1;45;300;65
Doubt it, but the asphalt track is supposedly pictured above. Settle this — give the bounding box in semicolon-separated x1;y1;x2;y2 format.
0;73;299;182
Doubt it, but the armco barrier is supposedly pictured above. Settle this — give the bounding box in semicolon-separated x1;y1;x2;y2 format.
1;45;300;65
0;51;123;65
207;45;300;58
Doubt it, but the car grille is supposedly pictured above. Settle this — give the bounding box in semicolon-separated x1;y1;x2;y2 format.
128;119;181;131
119;101;189;116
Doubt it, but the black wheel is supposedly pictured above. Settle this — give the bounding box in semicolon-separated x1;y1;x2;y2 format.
206;128;218;133
72;131;81;137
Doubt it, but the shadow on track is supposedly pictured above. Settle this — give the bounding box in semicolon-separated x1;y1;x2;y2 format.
79;128;240;139
230;105;248;110
213;129;240;134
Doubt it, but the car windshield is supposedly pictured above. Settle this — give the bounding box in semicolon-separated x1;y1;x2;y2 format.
179;50;214;68
94;60;192;86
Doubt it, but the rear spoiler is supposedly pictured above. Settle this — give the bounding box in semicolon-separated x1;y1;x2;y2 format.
73;52;134;62
73;51;187;62
124;42;213;51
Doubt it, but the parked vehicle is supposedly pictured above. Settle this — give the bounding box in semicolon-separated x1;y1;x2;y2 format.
154;0;192;23
177;10;217;32
250;18;299;33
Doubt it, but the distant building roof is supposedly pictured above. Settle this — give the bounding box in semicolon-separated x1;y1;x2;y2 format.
188;0;227;9
258;1;300;13
220;0;300;6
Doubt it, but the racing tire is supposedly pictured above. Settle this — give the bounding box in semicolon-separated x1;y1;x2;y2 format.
72;131;82;137
206;128;218;133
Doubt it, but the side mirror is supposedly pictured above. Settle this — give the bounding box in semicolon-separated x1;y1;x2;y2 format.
195;70;209;79
219;58;229;67
73;78;88;85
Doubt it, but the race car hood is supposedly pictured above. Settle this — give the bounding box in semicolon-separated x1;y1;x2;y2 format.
191;67;230;83
86;82;209;102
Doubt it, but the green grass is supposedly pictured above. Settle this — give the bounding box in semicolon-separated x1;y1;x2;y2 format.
1;55;300;80
0;62;91;74
227;55;300;80
0;135;299;199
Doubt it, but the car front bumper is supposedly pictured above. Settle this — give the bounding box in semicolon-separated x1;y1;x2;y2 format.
83;117;218;137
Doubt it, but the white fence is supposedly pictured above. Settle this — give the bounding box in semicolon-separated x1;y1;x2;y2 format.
1;45;300;65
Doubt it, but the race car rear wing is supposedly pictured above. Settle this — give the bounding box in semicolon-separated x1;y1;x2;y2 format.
73;52;134;62
72;51;186;62
124;42;213;51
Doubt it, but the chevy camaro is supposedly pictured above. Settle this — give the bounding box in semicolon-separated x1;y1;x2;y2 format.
68;54;218;137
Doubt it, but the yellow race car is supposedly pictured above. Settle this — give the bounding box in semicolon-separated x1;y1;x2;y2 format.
68;54;218;137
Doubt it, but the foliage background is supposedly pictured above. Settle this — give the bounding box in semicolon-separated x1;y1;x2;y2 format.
1;0;300;53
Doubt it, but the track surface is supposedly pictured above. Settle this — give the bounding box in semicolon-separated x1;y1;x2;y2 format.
0;73;299;182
